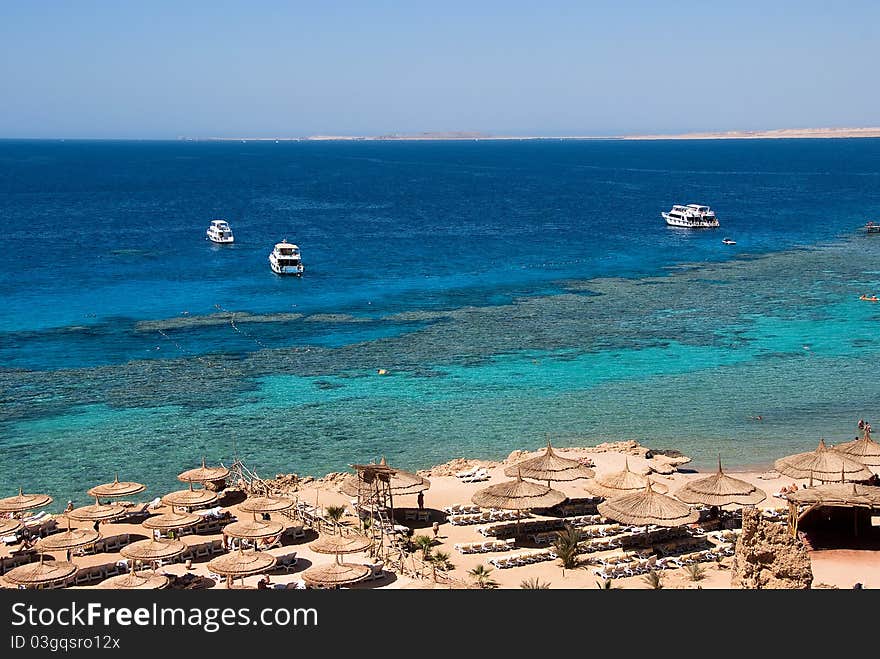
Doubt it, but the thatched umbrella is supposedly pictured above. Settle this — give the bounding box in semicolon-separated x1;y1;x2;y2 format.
584;458;669;498
835;429;880;468
0;488;53;514
87;475;146;499
35;518;100;553
471;471;567;535
339;461;430;498
67;497;125;522
121;538;187;563
238;496;295;514
142;510;201;532
3;558;77;589
161;485;218;509
223;519;284;541
206;549;277;589
310;533;372;556
774;439;873;483
503;440;595;486
471;472;567;510
598;481;700;528
98;569;169;590
302;561;371;588
178;458;229;484
675;458;767;507
0;518;24;536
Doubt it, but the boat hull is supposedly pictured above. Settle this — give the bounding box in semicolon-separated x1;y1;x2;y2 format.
662;212;719;228
269;258;303;276
206;230;234;243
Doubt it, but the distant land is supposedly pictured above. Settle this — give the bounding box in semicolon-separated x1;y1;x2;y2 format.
189;127;880;142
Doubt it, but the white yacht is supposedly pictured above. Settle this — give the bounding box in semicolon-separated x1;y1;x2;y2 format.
206;219;234;244
269;240;304;276
661;204;720;228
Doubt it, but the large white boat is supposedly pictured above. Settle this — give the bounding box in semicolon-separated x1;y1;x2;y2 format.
661;204;720;228
206;219;234;243
269;240;304;276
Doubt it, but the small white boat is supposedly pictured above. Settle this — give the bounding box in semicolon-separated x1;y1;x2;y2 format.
662;204;720;228
269;240;304;276
206;219;234;244
722;238;736;245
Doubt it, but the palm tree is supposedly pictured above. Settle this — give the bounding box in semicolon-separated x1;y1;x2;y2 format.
552;524;581;576
429;551;453;582
520;577;551;589
641;570;664;589
468;564;498;589
413;534;435;561
683;563;706;582
596;578;619;590
324;505;347;534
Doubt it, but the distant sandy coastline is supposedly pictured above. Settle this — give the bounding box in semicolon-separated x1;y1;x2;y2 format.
192;127;880;142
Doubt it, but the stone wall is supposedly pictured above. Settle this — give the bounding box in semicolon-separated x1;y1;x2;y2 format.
730;507;812;589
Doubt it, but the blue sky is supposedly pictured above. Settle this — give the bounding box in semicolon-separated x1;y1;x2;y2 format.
0;1;878;138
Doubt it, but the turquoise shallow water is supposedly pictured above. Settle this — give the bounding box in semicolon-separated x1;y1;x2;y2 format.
2;139;880;505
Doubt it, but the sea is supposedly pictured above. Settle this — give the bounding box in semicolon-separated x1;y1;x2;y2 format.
2;138;880;505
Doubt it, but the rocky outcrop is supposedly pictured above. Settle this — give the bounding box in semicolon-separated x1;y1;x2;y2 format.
730;507;812;589
584;440;650;456
419;458;498;477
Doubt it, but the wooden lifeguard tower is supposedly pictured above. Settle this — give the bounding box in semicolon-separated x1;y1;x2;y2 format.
350;461;398;559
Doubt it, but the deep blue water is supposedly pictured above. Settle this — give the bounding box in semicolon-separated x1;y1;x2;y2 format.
2;138;880;504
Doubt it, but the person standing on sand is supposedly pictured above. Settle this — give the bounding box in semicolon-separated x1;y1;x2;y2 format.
417;491;424;510
432;521;440;539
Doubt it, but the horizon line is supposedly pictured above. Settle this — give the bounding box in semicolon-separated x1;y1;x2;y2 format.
3;126;880;141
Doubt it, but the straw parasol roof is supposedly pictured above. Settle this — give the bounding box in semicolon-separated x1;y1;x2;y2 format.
310;533;372;555
302;561;371;587
161;486;218;509
238;495;295;514
67;497;125;522
87;475;146;499
207;549;277;577
597;481;700;527
0;518;24;536
835;431;880;468
178;458;229;484
774;439;873;483
584;459;669;498
503;440;595;483
340;459;431;497
121;538;187;562
674;458;767;507
142;510;201;531
223;519;284;540
36;525;100;552
3;559;77;587
98;569;169;590
471;472;567;510
0;488;53;513
786;482;880;507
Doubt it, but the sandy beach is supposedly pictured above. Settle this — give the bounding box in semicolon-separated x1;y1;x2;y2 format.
3;441;876;591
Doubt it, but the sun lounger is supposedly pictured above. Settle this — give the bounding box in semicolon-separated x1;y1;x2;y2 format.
258;533;283;550
364;562;384;580
196;506;223;518
274;553;298;572
460;469;490;483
